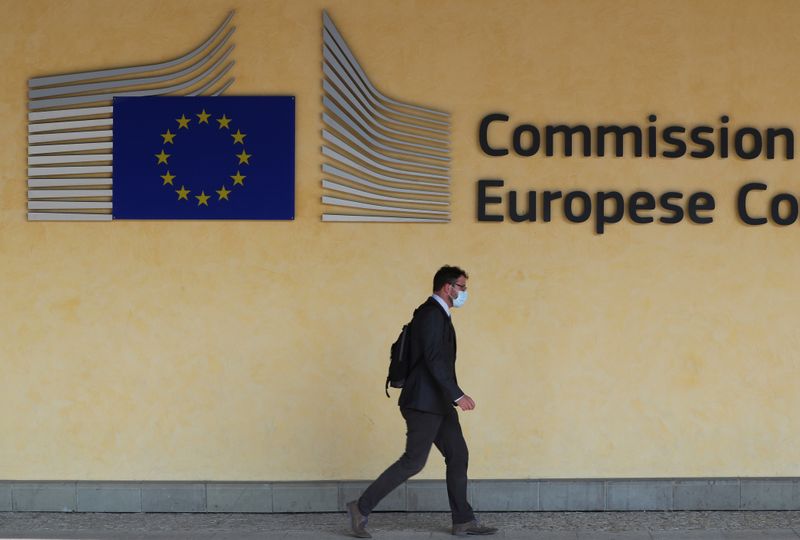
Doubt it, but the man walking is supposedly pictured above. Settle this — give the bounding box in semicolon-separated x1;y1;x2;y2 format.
347;266;497;538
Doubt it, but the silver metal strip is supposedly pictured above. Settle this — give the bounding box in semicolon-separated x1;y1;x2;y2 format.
29;142;112;155
323;85;447;155
27;12;238;222
322;164;448;197
210;78;236;96
28;119;112;133
322;117;449;172
29;201;113;210
323;130;447;180
322;11;448;119
28;166;112;176
320;13;451;222
188;63;235;96
322;214;448;223
323;44;448;137
322;96;448;160
28;154;112;166
30;51;235;110
323;64;447;146
322;45;449;137
322;180;448;206
29;106;113;122
322;147;447;188
322;196;449;216
28;178;112;188
29;29;235;99
28;189;113;199
29;130;112;144
322;30;449;128
28;212;113;221
29;12;235;87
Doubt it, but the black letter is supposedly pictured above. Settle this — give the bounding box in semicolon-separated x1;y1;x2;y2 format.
477;179;505;221
478;113;509;157
737;182;768;225
662;126;687;158
687;192;715;224
563;191;592;223
513;125;541;157
545;125;592;157
647;114;658;157
689;126;715;158
719;115;730;158
659;192;684;224
770;193;798;225
595;191;625;234
542;191;563;222
509;190;537;222
597;126;643;157
734;127;762;160
629;191;656;224
766;128;794;159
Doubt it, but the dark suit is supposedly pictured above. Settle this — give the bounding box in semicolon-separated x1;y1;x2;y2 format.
399;297;464;414
358;297;475;525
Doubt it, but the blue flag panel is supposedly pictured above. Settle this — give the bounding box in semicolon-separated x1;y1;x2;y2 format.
112;96;294;220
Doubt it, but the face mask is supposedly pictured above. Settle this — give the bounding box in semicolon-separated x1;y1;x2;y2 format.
452;290;468;308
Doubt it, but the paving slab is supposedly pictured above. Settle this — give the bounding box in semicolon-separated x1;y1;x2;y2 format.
76;483;141;513
11;483;76;512
140;484;205;513
206;483;273;513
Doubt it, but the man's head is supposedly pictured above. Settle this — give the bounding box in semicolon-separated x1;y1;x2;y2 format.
433;265;469;308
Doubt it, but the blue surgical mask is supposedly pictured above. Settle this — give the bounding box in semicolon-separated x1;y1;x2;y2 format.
452;290;468;308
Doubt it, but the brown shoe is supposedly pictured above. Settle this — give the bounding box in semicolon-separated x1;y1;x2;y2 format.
452;519;498;536
346;500;372;538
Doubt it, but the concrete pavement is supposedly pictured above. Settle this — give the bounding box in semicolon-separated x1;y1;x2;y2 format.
3;511;800;539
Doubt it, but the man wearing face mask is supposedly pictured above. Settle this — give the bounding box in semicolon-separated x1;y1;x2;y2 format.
347;266;497;538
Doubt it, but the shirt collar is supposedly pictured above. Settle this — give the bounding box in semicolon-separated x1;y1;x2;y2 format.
431;294;451;317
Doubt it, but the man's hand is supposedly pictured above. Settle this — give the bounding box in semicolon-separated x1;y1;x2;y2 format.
455;394;476;411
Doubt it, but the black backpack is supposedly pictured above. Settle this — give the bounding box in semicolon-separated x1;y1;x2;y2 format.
385;321;413;397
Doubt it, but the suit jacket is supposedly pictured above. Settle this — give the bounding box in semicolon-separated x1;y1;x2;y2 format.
398;297;464;415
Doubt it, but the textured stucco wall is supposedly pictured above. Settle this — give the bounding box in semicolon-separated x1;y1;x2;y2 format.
1;0;799;481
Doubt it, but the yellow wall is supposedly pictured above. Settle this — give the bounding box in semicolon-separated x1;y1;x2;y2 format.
2;0;800;481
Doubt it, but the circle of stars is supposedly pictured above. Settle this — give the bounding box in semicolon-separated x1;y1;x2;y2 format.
154;109;252;207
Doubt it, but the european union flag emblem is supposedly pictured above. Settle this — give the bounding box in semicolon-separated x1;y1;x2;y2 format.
112;96;294;220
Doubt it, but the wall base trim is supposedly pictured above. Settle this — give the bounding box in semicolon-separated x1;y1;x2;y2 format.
1;478;798;513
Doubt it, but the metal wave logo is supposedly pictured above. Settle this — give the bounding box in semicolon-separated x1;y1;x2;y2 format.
27;13;238;221
321;12;451;223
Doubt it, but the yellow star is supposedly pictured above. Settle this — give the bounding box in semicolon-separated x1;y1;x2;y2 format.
196;191;210;206
161;129;176;144
197;109;211;124
176;185;190;200
236;150;251;165
155;149;170;164
176;114;191;129
216;186;231;200
231;129;246;144
217;114;231;129
160;171;175;185
230;171;246;186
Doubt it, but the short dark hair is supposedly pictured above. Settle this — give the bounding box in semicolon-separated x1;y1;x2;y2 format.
432;265;468;292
